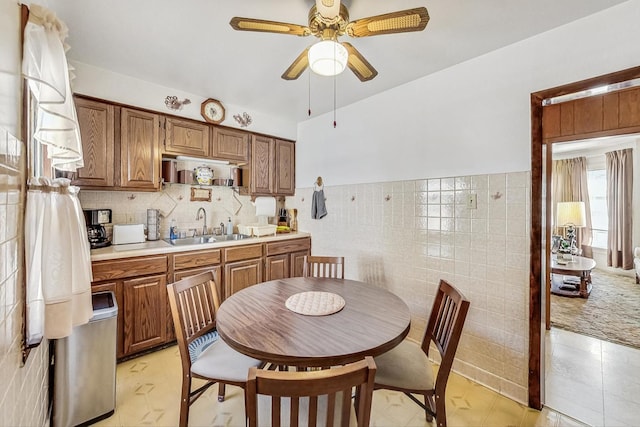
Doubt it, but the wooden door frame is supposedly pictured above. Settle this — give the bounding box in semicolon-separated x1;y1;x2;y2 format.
529;65;640;409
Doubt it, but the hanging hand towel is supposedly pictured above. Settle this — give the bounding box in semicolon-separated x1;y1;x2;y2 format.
312;189;328;219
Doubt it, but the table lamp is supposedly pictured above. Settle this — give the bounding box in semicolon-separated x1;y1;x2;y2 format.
556;201;586;259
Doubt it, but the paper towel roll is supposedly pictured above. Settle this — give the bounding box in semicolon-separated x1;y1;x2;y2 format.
255;196;276;217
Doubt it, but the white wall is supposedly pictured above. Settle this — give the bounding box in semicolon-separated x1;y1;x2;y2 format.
293;0;640;405
0;1;50;426
0;0;22;135
296;1;640;186
70;61;298;140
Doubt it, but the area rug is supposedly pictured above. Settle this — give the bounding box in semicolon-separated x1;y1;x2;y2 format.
550;269;640;349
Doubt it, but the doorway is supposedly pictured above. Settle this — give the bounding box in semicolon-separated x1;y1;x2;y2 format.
529;66;640;410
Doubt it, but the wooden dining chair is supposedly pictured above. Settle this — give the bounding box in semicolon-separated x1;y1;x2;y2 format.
246;356;376;427
303;255;345;279
373;279;470;427
167;271;262;427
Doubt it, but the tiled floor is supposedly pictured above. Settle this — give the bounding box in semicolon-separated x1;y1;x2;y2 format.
93;344;586;427
545;327;640;426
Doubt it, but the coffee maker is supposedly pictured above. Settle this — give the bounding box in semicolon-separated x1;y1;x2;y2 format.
83;209;112;249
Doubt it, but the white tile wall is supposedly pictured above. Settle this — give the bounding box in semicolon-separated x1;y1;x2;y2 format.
0;127;49;426
287;171;531;404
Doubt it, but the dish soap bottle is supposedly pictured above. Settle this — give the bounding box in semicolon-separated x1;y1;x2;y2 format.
170;218;178;239
226;217;233;235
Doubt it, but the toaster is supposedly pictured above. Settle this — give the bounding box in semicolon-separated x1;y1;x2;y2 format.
112;224;146;245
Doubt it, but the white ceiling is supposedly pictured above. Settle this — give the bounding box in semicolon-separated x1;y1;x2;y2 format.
46;0;629;124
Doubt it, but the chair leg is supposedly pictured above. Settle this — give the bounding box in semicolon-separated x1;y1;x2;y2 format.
179;375;192;427
218;382;226;402
434;393;446;427
424;394;434;423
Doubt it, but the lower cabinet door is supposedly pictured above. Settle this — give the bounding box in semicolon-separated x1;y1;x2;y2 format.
290;250;310;278
123;274;167;356
265;254;289;281
224;259;262;300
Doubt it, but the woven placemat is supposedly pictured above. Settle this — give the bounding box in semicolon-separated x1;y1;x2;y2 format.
285;291;345;316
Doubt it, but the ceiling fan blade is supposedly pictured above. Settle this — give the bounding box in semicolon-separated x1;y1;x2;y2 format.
230;17;310;36
341;42;378;82
282;48;310;80
315;0;341;20
346;7;429;37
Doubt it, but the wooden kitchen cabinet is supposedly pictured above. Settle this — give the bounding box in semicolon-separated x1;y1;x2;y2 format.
223;243;263;299
265;237;311;280
73;97;115;187
212;127;249;162
274;139;295;195
265;254;289;280
164;116;210;158
123;274;168;355
171;248;223;302
246;135;295;196
249;134;274;195
91;254;169;359
120;107;161;190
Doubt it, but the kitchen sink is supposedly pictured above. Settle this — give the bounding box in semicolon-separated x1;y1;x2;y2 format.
165;235;217;246
165;233;252;246
215;233;252;241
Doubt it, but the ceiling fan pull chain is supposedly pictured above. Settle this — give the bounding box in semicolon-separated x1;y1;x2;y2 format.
333;73;337;128
308;70;312;117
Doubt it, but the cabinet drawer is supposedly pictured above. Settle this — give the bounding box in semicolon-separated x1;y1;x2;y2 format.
173;249;222;270
92;255;168;281
224;244;263;263
265;237;311;256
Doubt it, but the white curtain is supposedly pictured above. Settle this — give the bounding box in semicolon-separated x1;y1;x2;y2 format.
22;5;92;345
22;4;83;171
25;178;93;344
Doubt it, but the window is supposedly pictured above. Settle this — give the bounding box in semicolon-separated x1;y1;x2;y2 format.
587;168;607;248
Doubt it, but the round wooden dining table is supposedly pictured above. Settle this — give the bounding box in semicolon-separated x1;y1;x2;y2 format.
216;277;411;367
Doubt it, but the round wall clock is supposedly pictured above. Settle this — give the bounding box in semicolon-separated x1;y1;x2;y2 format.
200;98;225;124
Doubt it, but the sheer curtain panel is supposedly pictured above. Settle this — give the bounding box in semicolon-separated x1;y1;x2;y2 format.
22;4;83;171
25;178;93;344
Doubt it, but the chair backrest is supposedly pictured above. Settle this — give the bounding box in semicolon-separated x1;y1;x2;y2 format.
422;279;470;394
303;255;345;279
167;271;221;370
246;357;376;427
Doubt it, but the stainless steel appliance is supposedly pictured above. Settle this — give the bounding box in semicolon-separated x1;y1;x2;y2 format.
83;209;112;249
53;291;118;427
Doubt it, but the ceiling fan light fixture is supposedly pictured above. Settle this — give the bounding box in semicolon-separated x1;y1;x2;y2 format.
308;40;348;76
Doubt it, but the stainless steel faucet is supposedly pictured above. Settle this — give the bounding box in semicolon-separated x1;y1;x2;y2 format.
196;208;207;235
219;221;225;235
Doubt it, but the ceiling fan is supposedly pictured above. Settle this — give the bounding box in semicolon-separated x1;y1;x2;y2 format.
230;0;429;82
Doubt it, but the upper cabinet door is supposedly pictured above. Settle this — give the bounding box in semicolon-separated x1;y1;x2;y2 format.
73;97;115;187
120;108;161;190
274;139;295;196
212;127;249;162
164;117;210;157
250;135;274;195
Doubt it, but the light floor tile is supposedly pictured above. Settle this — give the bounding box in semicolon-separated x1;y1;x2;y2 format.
96;344;583;427
545;327;640;427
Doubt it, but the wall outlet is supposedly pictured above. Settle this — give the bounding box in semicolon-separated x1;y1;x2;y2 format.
467;193;477;209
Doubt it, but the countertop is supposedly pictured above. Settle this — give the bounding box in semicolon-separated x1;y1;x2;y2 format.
90;231;311;262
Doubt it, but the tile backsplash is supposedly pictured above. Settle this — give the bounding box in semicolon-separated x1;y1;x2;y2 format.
0;127;49;426
287;171;531;404
79;162;272;239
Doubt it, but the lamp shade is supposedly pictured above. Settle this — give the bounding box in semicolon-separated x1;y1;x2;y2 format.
308;40;348;76
556;201;586;227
